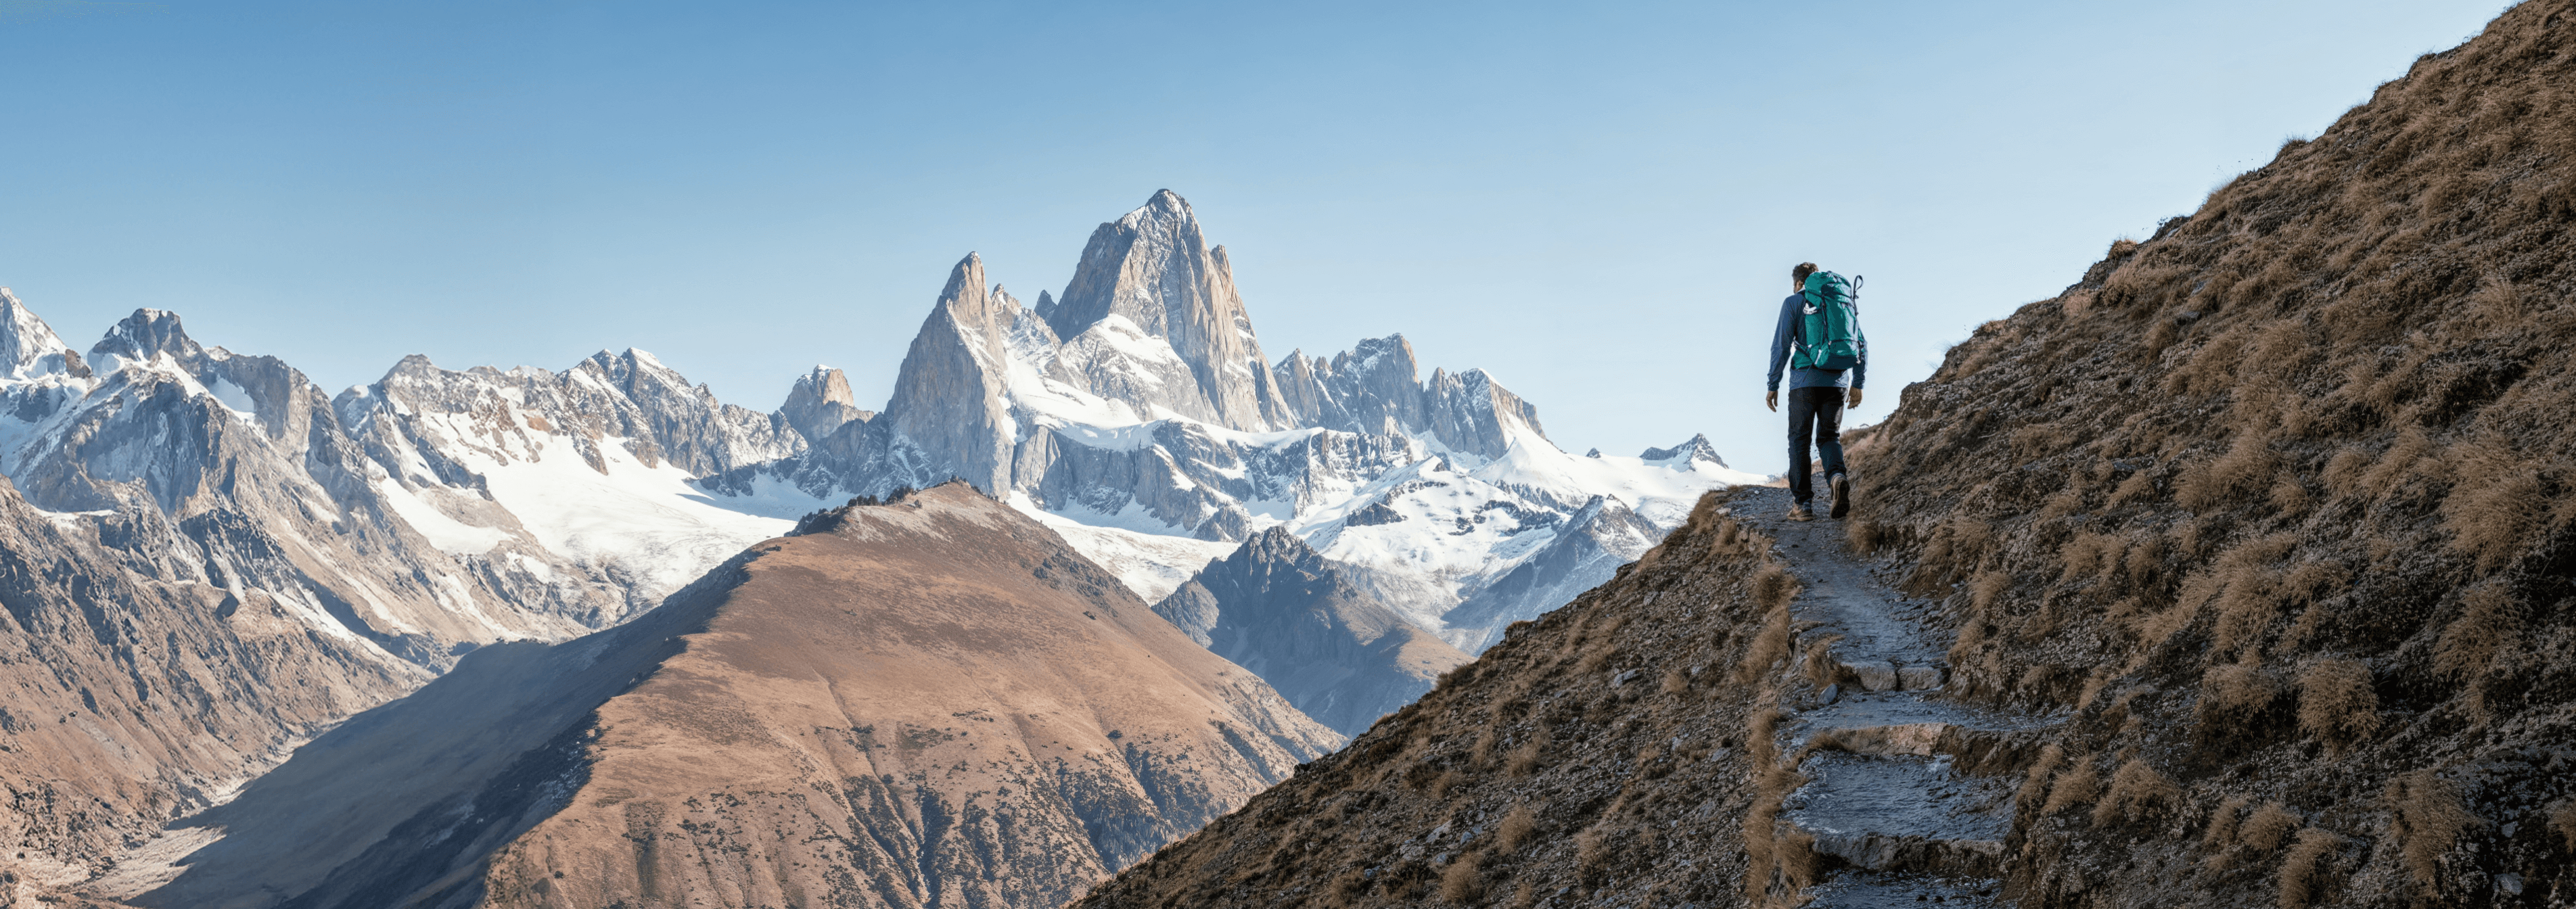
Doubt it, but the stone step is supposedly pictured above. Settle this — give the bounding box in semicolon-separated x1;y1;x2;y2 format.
1837;657;1946;692
1804;871;2004;908
1780;751;2015;879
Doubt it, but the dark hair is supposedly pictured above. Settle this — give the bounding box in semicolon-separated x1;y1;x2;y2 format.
1791;262;1818;285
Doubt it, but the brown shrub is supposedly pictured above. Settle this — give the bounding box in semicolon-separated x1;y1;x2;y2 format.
2240;801;2302;852
2109;465;2161;507
1752;563;1798;611
2277;828;2343;909
1733;606;1791;686
2203;795;2249;852
1496;803;1537;852
2296;659;2379;751
2092;759;2181;826
2320;446;2373;499
2389;769;2485;892
1846;517;1886;554
2433;582;2521;682
1573;826;1611;884
2443;435;2542;571
2550;799;2576;854
1801;634;1846;689
1504;728;1549;778
1574;645;1616;674
2017;744;2065;810
1431;770;1460;799
2196;661;2278;730
2043;759;2099;816
1438;850;1483;904
1659;669;1690;695
2178;432;2282;511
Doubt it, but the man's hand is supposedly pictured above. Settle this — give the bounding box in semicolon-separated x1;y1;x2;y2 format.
1847;388;1864;408
1766;390;1778;413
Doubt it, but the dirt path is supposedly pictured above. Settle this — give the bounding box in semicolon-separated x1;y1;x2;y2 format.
1731;485;2056;907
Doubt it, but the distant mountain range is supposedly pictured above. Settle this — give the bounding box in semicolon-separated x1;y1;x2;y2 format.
0;190;1755;906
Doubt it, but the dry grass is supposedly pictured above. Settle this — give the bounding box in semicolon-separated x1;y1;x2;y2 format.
1573;826;1611;884
2202;795;2250;852
2277;828;2343;909
2196;661;2278;732
1733;605;1793;686
2441;435;2544;571
2092;759;2181;826
2018;745;2065;811
2432;582;2521;681
1496;803;1537;852
2550;799;2576;854
1438;850;1483;904
1800;634;1847;689
2240;801;2301;852
2295;659;2379;752
1659;668;1690;695
1504;728;1548;778
2042;758;2099;816
2389;769;2485;893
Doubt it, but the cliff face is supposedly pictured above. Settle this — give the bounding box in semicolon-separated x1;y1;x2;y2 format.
124;483;1338;909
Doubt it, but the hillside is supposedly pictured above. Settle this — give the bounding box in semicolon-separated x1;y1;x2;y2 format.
102;484;1336;909
1073;3;2576;907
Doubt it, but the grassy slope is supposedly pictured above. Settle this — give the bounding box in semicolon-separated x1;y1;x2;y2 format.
1849;2;2576;904
1074;3;2576;906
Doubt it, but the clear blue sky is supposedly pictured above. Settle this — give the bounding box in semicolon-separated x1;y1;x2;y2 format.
0;0;2512;473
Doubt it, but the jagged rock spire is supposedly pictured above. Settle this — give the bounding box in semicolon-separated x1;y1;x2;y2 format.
1047;190;1291;430
881;253;1017;494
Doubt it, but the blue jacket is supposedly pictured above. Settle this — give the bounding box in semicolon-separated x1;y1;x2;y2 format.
1766;292;1867;392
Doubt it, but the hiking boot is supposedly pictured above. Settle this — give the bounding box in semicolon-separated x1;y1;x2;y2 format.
1829;473;1852;519
1786;503;1814;522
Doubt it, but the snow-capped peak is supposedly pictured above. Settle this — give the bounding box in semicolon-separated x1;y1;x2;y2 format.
0;287;76;380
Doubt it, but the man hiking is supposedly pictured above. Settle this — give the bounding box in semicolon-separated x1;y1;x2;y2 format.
1765;262;1867;521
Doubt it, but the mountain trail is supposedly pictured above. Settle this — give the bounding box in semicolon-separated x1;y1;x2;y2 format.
1734;485;2054;908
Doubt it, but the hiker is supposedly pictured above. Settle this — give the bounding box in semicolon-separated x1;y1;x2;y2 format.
1765;262;1867;521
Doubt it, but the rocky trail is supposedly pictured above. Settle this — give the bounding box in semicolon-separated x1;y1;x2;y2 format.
1733;485;2056;908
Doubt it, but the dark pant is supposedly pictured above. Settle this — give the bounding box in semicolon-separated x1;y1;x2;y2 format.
1786;386;1846;505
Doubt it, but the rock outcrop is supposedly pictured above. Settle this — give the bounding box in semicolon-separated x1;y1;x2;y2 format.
779;365;871;442
1155;528;1471;736
120;483;1337;909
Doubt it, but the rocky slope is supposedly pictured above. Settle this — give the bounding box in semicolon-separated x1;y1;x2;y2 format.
0;469;423;907
1155;528;1472;737
104;483;1335;909
1074;5;2576;906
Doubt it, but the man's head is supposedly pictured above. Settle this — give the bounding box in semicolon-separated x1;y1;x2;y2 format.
1791;262;1818;289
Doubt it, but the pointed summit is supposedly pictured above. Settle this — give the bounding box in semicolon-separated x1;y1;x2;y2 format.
1640;433;1728;469
881;253;1016;494
0;287;77;379
1046;190;1289;430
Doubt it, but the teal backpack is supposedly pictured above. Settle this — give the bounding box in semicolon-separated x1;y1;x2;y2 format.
1793;271;1864;372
